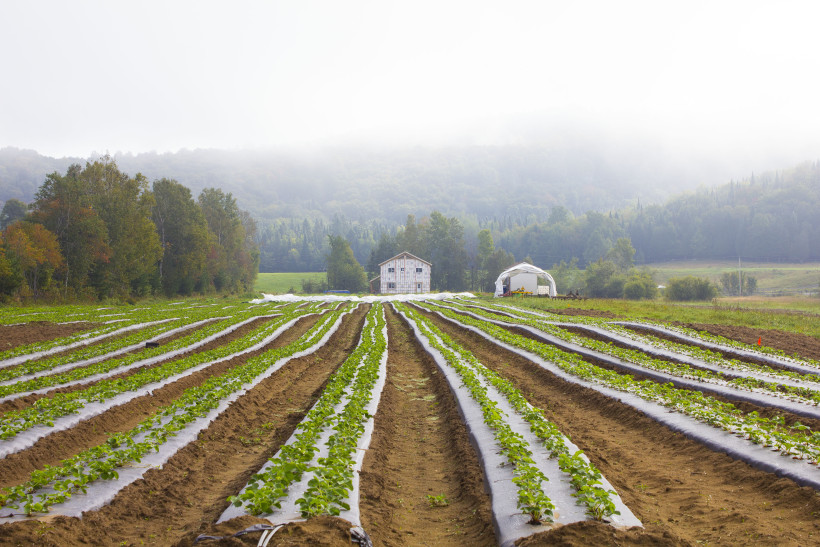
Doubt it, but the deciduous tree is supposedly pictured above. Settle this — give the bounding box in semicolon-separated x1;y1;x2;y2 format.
153;179;210;295
2;222;63;299
30;166;111;296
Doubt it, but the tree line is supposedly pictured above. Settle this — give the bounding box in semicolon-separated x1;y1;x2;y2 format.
258;160;820;287
495;161;820;268
0;157;258;301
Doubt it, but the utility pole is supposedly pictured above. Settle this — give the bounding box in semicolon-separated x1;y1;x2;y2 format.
738;256;742;297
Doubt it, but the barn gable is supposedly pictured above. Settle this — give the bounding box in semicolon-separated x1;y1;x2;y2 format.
378;251;431;294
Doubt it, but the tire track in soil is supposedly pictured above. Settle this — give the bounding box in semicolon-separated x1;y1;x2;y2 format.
358;304;495;547
0;313;323;488
0;304;369;546
423;307;820;546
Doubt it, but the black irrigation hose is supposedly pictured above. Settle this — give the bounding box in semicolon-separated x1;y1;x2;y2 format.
193;523;281;544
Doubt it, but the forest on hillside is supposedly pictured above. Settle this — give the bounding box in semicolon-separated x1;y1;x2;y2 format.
255;161;820;273
0;158;258;301
0;143;709;224
2;147;818;286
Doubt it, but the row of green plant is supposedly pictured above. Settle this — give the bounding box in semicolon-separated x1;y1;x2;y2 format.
439;301;820;406
656;322;820;366
401;303;619;522
0;304;348;515
600;321;820;391
472;298;820;377
0;307;285;399
420;303;820;464
229;304;387;518
0;302;154;326
0;313;210;382
0;302;323;440
495;295;820;343
297;306;387;517
0;300;229;361
0;321;137;363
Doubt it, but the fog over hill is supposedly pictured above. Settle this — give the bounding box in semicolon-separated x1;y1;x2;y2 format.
0;137;803;226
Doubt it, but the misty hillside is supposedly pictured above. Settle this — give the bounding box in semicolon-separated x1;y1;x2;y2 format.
0;148;79;202
0;143;719;224
626;161;820;263
3;146;818;272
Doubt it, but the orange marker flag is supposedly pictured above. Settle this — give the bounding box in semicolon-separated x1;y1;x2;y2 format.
757;337;762;346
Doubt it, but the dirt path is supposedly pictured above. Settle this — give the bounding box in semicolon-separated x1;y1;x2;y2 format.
358;304;495;546
0;305;369;546
422;307;820;546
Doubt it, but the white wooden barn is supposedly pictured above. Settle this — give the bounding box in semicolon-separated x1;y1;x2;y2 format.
378;251;431;294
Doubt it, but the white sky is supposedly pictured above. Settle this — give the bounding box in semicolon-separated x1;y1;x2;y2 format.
2;0;819;164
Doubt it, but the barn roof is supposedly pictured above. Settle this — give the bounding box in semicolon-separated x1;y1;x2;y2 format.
379;251;432;267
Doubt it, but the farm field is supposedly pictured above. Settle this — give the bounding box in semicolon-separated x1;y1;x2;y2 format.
2;296;820;545
515;295;820;341
648;260;820;296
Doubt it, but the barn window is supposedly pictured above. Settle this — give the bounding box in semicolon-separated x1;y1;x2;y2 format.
416;267;423;273
388;267;395;272
388;282;396;289
417;283;421;289
400;267;404;272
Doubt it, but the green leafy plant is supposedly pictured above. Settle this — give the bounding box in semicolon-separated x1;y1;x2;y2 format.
427;493;449;507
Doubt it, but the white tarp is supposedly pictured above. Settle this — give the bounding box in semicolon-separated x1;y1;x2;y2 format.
493;263;556;297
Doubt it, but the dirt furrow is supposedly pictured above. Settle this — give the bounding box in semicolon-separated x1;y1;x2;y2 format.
0;321;102;351
358;304;495;546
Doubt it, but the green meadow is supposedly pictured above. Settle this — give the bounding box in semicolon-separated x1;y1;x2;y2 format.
254;272;327;294
647;260;820;296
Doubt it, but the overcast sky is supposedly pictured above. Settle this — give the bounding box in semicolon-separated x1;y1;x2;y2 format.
2;0;819;169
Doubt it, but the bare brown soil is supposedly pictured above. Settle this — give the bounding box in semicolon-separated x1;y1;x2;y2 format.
421;307;820;546
677;322;820;362
358;304;495;546
0;321;101;351
551;307;621;319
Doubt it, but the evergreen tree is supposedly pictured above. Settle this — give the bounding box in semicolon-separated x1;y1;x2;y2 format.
326;235;367;292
